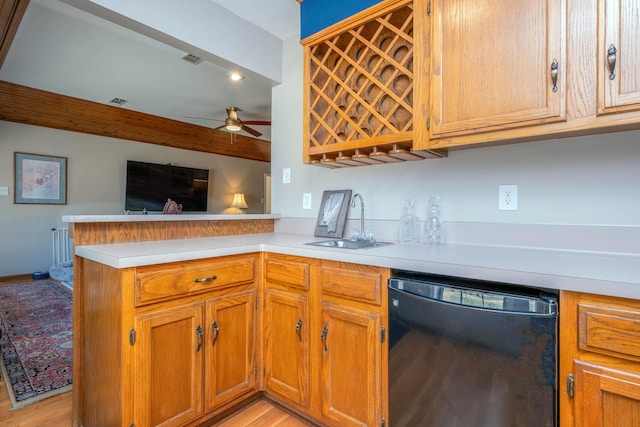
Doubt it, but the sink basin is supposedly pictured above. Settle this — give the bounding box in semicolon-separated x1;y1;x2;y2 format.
305;239;393;250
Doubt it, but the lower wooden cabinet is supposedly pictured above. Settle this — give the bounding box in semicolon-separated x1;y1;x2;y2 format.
573;361;640;426
133;290;257;427
263;254;313;410
74;254;260;427
320;301;382;427
264;287;311;406
263;254;389;427
75;251;387;427
560;291;640;427
205;289;256;410
134;303;204;427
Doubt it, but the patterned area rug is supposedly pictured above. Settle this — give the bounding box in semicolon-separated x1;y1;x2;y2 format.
0;280;72;409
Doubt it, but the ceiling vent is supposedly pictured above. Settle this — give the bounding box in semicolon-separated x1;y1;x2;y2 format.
108;98;128;106
181;53;204;65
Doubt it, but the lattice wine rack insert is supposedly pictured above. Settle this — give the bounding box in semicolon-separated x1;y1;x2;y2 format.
306;2;419;166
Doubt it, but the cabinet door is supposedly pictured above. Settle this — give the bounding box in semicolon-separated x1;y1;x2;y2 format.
597;0;640;114
264;288;310;407
430;0;565;139
320;301;382;427
134;303;204;427
574;361;640;426
205;289;256;410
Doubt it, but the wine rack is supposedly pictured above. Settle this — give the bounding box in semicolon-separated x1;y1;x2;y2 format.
302;0;444;167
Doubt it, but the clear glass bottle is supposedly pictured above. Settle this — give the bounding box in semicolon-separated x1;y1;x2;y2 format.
424;196;445;245
399;198;421;244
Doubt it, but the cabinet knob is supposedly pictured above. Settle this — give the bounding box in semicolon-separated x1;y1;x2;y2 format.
607;44;617;80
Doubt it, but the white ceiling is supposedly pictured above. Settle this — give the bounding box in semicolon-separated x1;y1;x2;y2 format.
0;0;301;142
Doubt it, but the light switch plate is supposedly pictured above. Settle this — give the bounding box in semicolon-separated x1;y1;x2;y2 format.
0;186;8;196
303;193;312;209
283;168;291;184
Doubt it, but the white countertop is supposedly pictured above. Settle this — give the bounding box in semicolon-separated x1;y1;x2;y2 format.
74;232;640;300
63;213;281;222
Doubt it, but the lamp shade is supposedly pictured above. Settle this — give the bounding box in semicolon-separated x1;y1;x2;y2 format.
231;193;248;209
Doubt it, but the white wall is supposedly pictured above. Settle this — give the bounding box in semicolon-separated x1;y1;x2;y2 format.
0;121;270;276
271;35;640;227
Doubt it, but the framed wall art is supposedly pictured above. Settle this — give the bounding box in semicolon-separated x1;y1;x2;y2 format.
14;152;67;205
314;189;352;238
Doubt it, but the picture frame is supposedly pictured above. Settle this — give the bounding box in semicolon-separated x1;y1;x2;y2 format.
314;189;352;238
14;152;67;205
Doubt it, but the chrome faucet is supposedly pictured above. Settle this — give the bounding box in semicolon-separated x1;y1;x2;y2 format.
350;193;365;240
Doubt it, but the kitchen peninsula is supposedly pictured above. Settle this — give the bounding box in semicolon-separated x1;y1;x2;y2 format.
66;215;640;427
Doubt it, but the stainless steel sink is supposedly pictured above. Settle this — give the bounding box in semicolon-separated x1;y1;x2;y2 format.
305;239;393;249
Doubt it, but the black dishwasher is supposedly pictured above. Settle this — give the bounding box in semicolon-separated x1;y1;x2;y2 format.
388;271;558;427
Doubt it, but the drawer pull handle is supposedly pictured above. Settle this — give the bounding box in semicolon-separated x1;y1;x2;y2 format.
607;44;617;80
321;325;328;352
196;325;203;352
295;318;303;341
550;59;559;93
194;275;217;283
211;321;219;346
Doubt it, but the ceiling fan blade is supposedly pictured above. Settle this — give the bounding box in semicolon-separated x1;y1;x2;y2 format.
183;115;224;122
212;124;226;131
242;120;271;126
242;124;263;137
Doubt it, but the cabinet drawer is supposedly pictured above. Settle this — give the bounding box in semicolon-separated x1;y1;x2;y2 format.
320;262;383;305
578;302;640;362
265;257;310;291
135;256;256;305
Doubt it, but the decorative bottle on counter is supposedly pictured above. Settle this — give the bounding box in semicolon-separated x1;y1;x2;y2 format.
399;198;421;244
424;196;445;245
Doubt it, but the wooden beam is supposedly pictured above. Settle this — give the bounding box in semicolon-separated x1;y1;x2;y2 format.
0;80;271;162
0;0;29;68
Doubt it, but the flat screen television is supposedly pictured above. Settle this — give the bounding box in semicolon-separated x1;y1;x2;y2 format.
125;160;209;212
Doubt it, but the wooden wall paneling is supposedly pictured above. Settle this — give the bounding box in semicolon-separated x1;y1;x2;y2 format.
0;81;271;162
72;219;275;246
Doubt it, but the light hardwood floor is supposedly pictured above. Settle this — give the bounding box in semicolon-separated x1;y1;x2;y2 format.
0;275;314;427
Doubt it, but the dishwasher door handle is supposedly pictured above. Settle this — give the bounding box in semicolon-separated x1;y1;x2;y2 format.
388;279;556;316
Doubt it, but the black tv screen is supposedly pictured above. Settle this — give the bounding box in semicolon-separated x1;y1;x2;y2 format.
125;160;209;212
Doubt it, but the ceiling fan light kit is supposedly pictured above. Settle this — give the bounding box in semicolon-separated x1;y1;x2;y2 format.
185;106;271;138
224;117;242;132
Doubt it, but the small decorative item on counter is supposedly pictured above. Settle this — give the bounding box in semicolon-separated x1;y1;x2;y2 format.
424;196;445;244
399;198;421;244
163;198;183;214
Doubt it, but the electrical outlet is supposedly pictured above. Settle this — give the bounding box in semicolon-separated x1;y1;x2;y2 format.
282;168;291;184
0;186;8;196
499;185;518;210
302;193;312;209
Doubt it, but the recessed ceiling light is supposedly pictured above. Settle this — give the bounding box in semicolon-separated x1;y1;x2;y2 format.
230;72;244;81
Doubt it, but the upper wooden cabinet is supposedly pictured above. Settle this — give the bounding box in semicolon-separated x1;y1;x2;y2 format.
429;0;566;138
597;0;640;115
301;0;443;167
302;0;640;161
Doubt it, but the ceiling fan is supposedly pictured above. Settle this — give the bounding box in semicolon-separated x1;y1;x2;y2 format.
185;107;271;137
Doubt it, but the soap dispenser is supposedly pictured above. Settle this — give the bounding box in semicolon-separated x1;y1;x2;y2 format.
424;196;445;245
399;198;421;244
